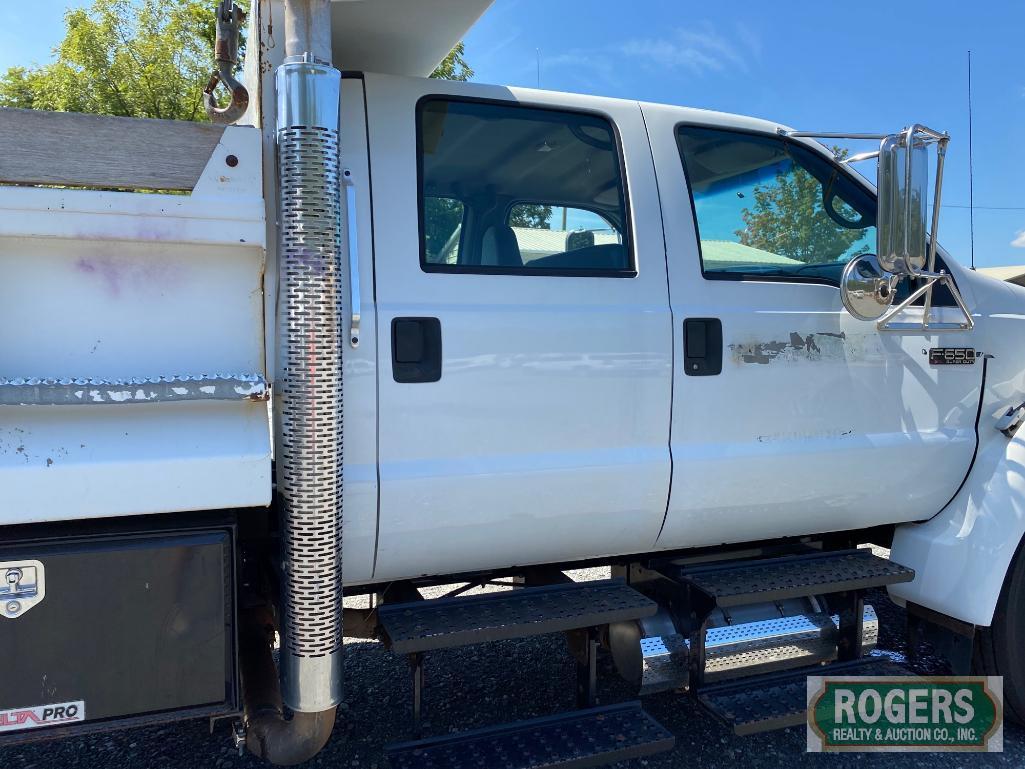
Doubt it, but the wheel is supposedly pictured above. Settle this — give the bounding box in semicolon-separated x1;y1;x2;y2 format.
974;539;1025;725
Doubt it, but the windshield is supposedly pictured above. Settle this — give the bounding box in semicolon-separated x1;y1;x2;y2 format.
677;126;877;282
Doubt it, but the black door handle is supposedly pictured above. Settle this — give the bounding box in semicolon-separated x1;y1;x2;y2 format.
683;317;722;376
392;317;442;383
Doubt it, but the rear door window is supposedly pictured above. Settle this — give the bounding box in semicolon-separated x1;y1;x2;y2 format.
418;98;633;276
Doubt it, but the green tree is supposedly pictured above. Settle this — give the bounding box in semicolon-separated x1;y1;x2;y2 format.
1;0;470;121
430;42;474;81
509;204;553;229
0;0;223;121
737;149;870;264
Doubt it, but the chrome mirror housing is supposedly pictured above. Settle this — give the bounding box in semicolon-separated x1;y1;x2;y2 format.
840;254;897;321
876;134;928;274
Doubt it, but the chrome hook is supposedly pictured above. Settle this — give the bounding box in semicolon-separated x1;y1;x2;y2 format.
203;0;250;124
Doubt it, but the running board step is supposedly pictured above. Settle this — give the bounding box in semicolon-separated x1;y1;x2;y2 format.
698;657;912;736
379;579;657;654
385;702;674;769
676;548;914;607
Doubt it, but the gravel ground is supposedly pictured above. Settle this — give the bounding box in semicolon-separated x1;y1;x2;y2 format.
3;561;1021;769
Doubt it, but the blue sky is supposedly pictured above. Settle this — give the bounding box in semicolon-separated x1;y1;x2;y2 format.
3;0;1022;268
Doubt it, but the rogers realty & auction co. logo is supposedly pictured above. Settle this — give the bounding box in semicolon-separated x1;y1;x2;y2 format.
807;676;1002;752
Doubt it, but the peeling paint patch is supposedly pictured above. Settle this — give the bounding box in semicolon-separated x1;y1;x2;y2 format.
0;373;268;406
757;428;856;443
730;331;849;365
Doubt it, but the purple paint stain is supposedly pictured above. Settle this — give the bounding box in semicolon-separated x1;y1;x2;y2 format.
75;257;121;297
74;256;183;298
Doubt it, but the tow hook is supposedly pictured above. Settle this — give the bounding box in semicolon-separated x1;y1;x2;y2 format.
203;0;250;124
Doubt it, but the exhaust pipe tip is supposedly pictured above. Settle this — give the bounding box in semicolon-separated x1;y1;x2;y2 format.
240;609;339;765
247;707;337;766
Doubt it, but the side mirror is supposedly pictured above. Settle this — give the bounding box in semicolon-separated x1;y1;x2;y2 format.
840;254;896;321
788;123;971;330
876;133;929;274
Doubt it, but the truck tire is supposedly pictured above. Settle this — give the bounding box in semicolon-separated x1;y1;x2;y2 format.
973;539;1025;725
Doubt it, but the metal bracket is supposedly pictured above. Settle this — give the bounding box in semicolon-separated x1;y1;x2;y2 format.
996;404;1025;438
876;271;974;332
0;560;45;619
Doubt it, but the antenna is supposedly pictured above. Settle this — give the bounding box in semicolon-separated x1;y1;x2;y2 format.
968;50;976;270
536;48;541;88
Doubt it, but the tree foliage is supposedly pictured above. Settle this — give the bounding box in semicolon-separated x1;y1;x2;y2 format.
430;42;474;82
737;149;870;264
509;204;553;229
1;0;470;122
0;0;225;121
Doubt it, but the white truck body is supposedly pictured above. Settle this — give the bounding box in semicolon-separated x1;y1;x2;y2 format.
5;63;1023;627
3;1;1025;761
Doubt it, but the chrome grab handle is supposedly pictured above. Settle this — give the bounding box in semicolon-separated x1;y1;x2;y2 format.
343;168;361;348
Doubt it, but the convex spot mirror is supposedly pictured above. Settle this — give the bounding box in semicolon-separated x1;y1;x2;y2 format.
841;253;897;321
876;134;929;274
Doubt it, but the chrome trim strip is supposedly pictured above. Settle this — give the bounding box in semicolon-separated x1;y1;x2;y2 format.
0;373;268;405
639;605;879;695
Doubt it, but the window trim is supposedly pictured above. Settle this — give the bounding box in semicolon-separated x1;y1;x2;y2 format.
416;94;637;278
675;121;878;289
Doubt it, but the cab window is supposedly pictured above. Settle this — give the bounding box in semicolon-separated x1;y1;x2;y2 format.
419;98;632;275
676;125;875;283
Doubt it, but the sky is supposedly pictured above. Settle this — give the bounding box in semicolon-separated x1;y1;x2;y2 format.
2;0;1022;269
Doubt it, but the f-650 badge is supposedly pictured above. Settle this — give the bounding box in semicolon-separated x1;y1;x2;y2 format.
929;348;977;365
0;701;85;732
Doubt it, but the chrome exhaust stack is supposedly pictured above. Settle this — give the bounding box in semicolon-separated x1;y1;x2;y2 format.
274;0;344;716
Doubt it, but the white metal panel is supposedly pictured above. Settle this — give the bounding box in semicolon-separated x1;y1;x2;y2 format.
890;275;1025;625
337;76;380;584
642;102;982;548
0;126;271;524
0;402;270;523
330;0;493;77
366;75;672;581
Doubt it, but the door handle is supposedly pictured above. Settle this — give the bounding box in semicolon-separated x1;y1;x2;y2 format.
343;168;361;348
683;318;722;376
392;317;442;383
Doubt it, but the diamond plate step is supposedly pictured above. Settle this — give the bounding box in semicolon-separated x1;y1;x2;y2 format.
678;549;914;607
385;701;674;769
379;579;657;654
698;657;912;736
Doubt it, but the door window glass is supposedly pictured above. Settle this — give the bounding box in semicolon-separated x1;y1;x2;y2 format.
419;98;632;275
424;196;464;265
676;126;876;283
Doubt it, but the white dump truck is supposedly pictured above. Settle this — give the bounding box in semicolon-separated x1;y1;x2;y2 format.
2;1;1024;765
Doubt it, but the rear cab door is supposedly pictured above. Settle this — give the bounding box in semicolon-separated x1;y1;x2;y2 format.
364;75;672;580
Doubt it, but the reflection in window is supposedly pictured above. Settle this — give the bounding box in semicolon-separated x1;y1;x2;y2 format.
676;126;876;282
506;204;622;265
424;196;463;265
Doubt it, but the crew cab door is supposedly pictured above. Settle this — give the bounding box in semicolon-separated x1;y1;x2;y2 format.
366;75;672;581
642;104;983;549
